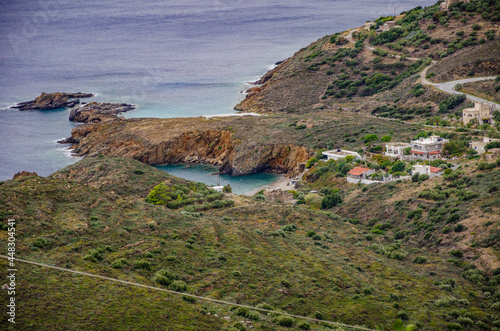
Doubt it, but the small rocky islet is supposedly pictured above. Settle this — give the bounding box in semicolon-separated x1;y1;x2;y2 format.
10;92;135;123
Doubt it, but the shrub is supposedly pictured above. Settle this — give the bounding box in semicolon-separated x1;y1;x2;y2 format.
111;258;128;269
413;256;427;264
312;234;322;241
306;231;317;238
450;250;463;258
133;259;151;270
155;269;177;286
32;237;51;249
169;280;188;292
297;321;311;330
396;311;409;321
273;315;295;327
83;249;103;263
321;194;342;209
472;23;481;30
306;157;318;168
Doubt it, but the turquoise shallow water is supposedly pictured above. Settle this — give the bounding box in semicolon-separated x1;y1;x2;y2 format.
155;164;279;195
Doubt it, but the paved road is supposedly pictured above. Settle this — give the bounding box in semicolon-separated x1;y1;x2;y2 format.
421;65;499;109
344;27;499;108
0;255;374;331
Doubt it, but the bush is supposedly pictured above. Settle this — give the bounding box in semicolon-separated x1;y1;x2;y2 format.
413;256;427;264
155;269;177;286
83;249;103;263
273;315;295;327
32;237;51;249
111;258;128;269
169;280;188;292
297;321;311;330
472;23;481;30
133;259;151;270
306;157;318;168
321;194;342;209
450;250;463;258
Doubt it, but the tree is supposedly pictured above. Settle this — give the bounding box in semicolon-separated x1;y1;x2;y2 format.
306;157;318;168
222;184;232;193
321;194;342;209
381;135;392;142
404;147;412;155
392;161;406;173
413;131;428;140
365;134;379;142
485;141;500;150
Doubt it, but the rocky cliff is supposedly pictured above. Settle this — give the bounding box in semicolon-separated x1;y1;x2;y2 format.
65;116;311;176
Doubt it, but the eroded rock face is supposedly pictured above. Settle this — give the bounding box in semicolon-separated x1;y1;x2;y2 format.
11;92;93;111
63;118;311;176
69;102;135;123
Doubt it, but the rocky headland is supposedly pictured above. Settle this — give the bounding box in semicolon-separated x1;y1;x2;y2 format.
60;114;311;176
11;92;93;111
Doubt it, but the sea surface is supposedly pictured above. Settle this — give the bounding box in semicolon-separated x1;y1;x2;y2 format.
0;0;435;190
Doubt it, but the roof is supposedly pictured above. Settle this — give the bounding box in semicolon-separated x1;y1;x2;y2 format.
428;151;440;155
348;167;372;176
411;150;425;155
430;167;442;173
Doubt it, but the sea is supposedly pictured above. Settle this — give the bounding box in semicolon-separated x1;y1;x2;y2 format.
0;0;435;192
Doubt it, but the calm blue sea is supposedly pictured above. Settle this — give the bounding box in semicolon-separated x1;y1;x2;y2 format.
0;0;435;189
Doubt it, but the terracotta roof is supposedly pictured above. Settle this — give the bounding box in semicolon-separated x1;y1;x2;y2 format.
348;167;371;176
428;151;440;155
411;150;425;154
430;167;442;173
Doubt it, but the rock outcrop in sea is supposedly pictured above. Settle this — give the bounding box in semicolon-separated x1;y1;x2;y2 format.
69;102;135;123
11;92;94;111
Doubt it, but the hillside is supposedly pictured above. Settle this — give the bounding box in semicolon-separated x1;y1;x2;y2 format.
1;156;499;330
235;0;500;120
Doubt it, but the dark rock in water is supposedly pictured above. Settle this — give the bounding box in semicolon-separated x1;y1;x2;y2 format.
11;92;93;111
69;102;135;123
57;137;78;144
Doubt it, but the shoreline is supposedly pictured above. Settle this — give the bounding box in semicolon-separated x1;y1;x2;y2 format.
242;174;292;196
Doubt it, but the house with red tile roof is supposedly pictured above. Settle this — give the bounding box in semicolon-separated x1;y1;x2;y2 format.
412;165;443;178
347;167;374;180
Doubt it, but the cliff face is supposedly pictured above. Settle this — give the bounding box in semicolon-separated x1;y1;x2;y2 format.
67;117;310;176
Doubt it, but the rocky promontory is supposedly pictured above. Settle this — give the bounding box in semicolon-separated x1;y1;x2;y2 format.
11;92;94;111
60;115;312;176
69;102;135;123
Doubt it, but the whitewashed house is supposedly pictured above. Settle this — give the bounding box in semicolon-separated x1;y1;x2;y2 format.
408;136;449;160
412;165;443;178
469;137;500;154
385;142;411;158
322;149;361;161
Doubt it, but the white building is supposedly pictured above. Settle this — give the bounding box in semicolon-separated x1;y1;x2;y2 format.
385;142;411;158
408;136;449;160
412;165;443;178
322;149;361;161
469;137;500;154
211;186;224;193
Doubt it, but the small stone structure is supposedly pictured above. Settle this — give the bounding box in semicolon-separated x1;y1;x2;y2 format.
263;189;294;203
